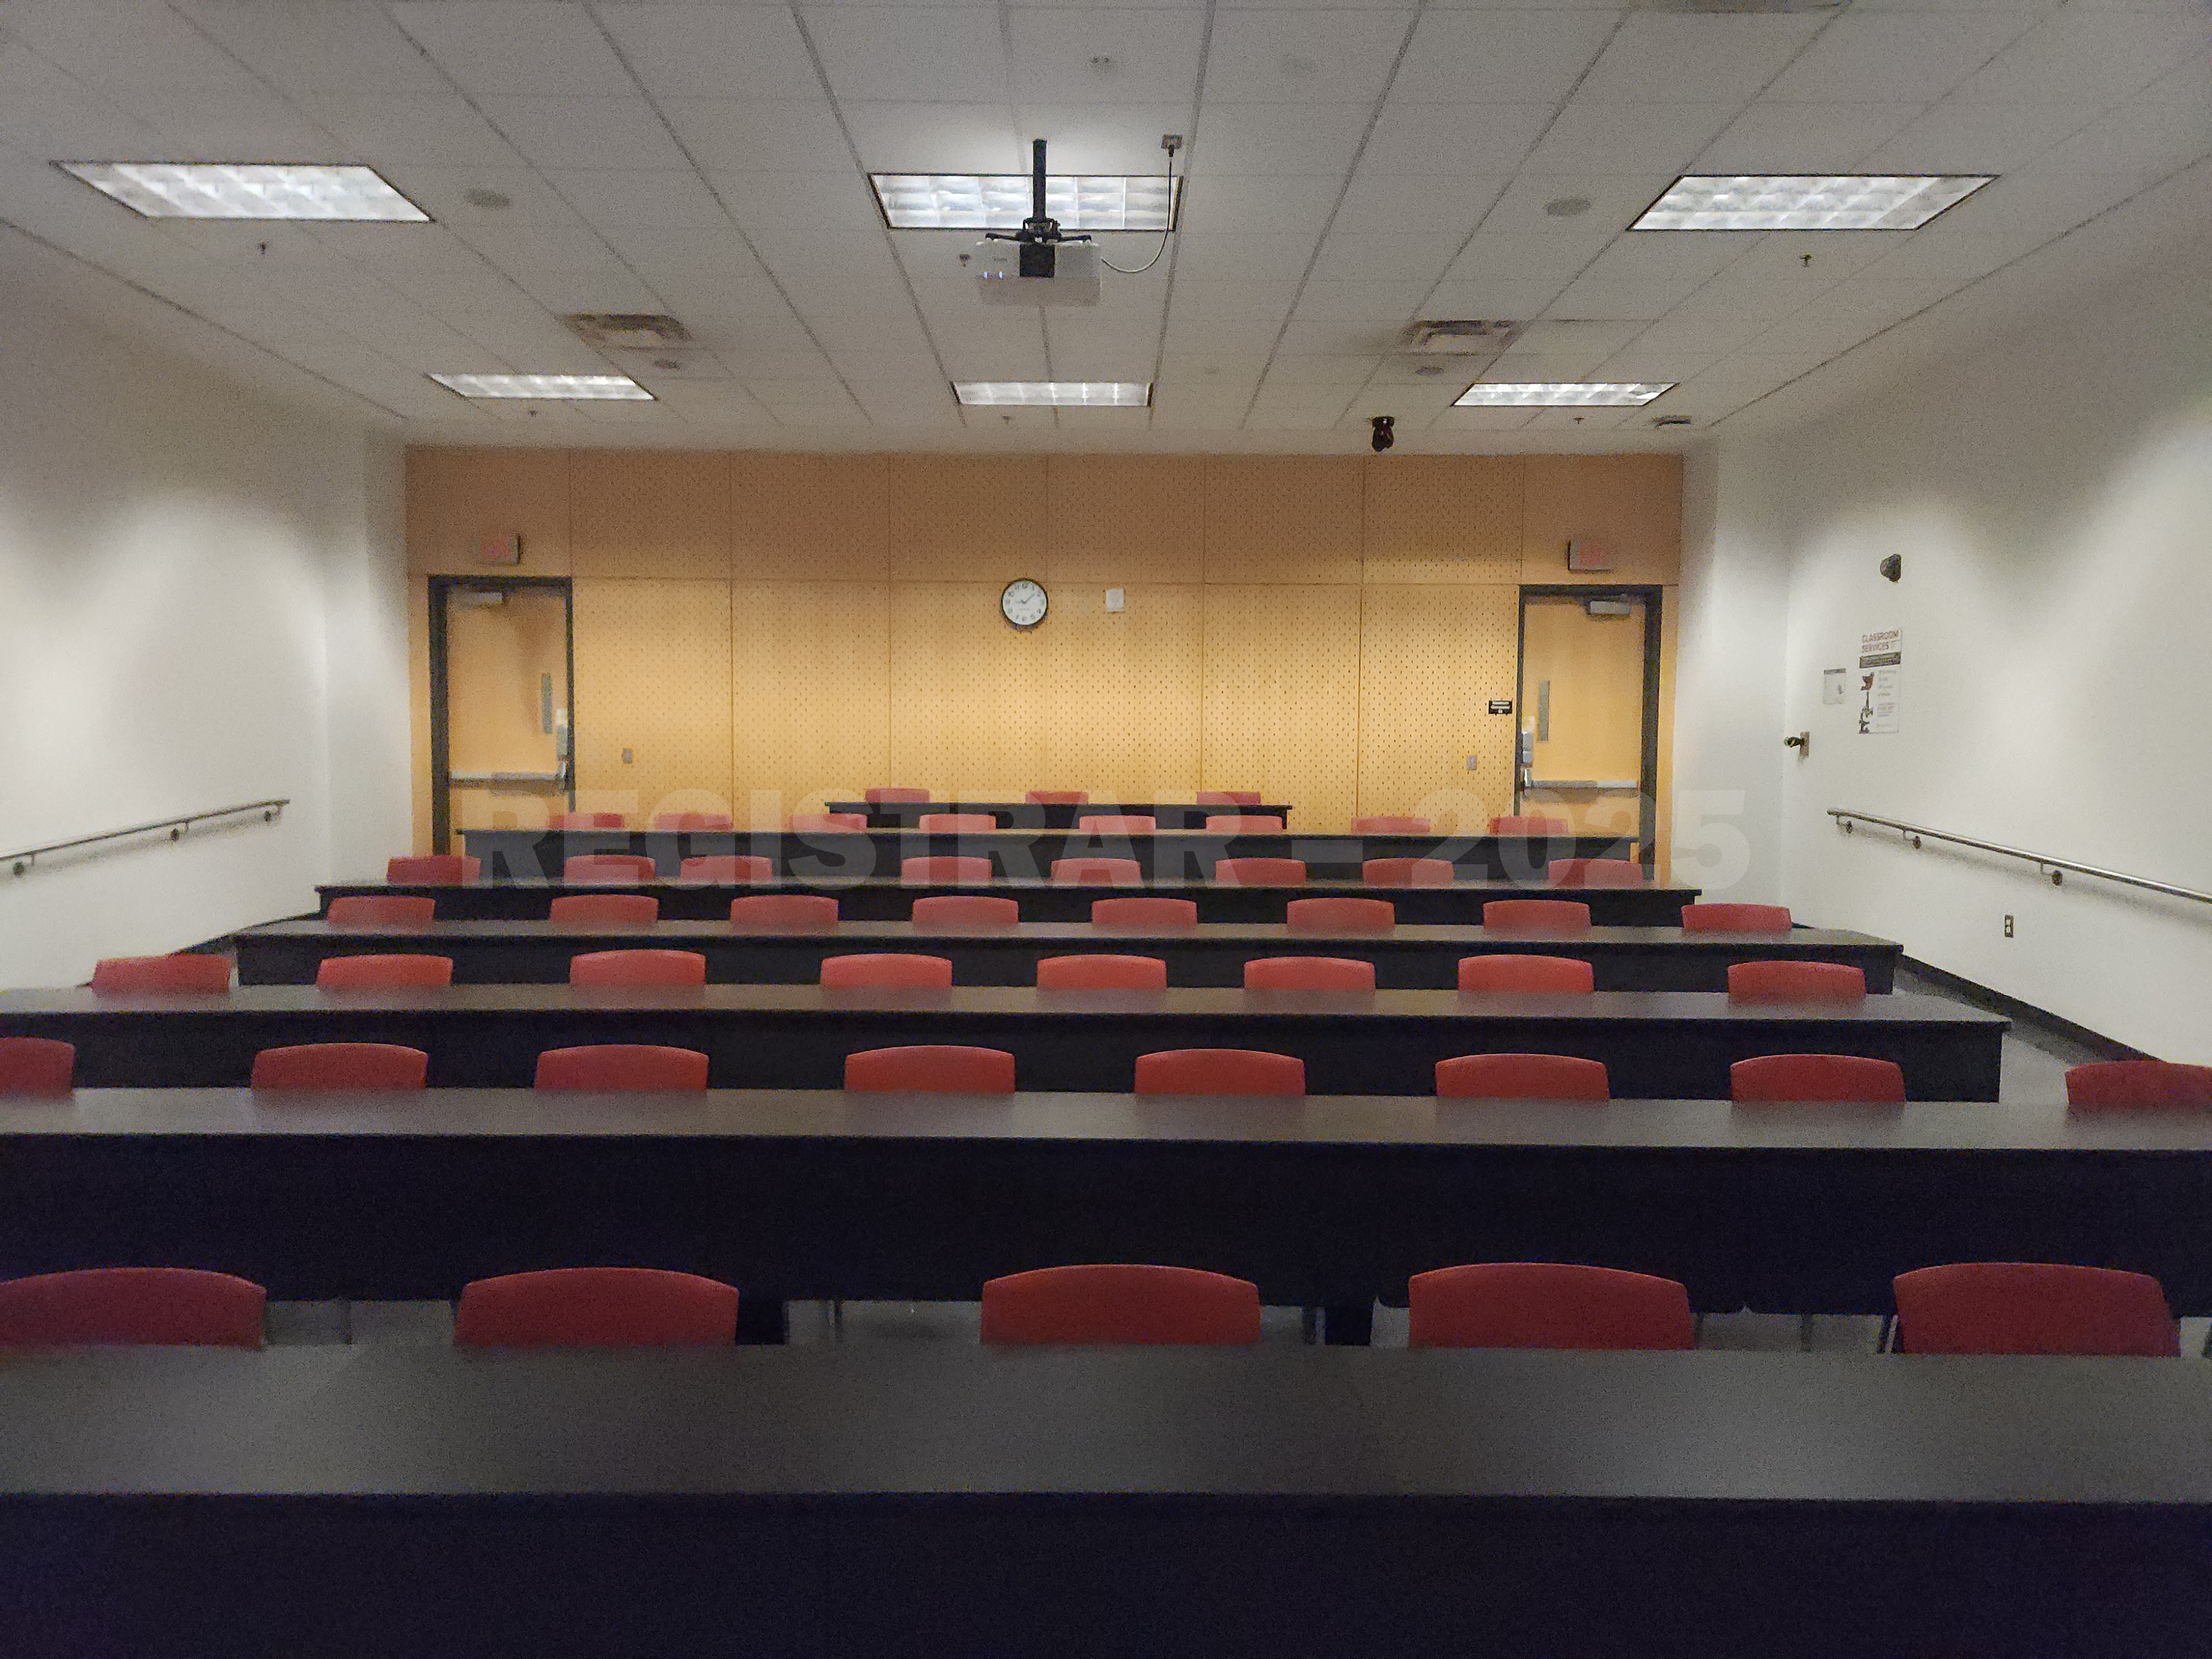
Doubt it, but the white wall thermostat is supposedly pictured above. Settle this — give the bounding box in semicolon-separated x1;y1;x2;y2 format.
1000;578;1048;629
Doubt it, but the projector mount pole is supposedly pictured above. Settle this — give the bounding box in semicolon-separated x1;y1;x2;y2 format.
1021;137;1056;244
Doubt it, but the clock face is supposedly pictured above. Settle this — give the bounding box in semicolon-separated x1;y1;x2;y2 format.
1000;578;1048;629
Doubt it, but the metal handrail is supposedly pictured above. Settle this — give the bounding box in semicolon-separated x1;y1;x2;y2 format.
1829;808;2212;906
6;799;288;878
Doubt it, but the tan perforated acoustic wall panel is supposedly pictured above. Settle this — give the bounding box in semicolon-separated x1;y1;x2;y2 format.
890;457;1048;584
1045;456;1206;585
406;448;570;575
1363;456;1522;585
731;453;889;582
1358;585;1520;833
731;581;890;822
1522;453;1682;585
1202;584;1362;831
572;580;734;823
1203;456;1363;585
572;450;730;580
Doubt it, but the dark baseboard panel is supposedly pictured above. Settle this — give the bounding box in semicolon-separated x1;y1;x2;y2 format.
1900;956;2147;1062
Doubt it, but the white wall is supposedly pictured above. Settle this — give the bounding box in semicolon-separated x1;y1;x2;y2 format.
0;277;409;987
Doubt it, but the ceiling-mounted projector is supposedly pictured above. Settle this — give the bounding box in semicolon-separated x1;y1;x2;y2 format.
971;139;1100;307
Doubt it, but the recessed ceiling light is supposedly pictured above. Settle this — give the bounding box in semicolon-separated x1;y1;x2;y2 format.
59;162;429;221
1632;175;1993;232
430;373;653;401
872;174;1178;231
953;382;1150;408
1454;383;1673;407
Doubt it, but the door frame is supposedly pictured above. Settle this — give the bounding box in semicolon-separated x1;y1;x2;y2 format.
1514;584;1665;869
427;573;576;854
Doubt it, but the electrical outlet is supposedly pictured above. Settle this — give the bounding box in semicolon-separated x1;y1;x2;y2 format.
2003;915;2013;938
1465;755;1479;770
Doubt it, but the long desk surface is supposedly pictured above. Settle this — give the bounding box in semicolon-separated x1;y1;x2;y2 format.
1;1088;2202;1311
458;826;1627;881
320;876;1705;926
827;797;1295;828
237;919;1902;992
1;1346;2208;1657
0;985;2004;1098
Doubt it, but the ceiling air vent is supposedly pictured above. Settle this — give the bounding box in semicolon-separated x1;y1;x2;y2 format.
562;312;693;350
1401;320;1521;355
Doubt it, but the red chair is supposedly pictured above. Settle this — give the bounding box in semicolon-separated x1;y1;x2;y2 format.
2065;1061;2212;1109
1437;1053;1610;1100
1728;961;1866;1002
252;1043;429;1091
1036;954;1168;990
570;950;707;988
653;812;733;831
1483;899;1591;933
1363;857;1453;887
902;855;993;883
327;895;437;926
1490;815;1569;835
1196;790;1261;807
0;1038;75;1095
1547;858;1646;888
1211;858;1305;886
980;1265;1262;1346
1092;897;1199;929
565;854;657;884
1731;1054;1906;1103
548;894;659;927
1027;790;1088;805
910;895;1020;930
455;1268;738;1348
0;1268;265;1348
679;855;772;883
1682;902;1792;932
820;953;954;989
1285;897;1394;933
534;1045;709;1091
90;954;232;994
1892;1263;2178;1357
1135;1049;1305;1097
729;894;840;930
865;786;931;805
1350;815;1431;834
1078;815;1157;834
1205;814;1285;833
790;812;867;832
918;812;999;832
1053;857;1145;885
316;954;453;990
844;1045;1016;1093
1245;957;1374;992
1408;1264;1694;1350
387;854;478;884
1457;955;1595;993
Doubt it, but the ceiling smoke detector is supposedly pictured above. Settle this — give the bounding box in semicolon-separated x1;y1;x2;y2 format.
562;312;693;350
1401;320;1522;356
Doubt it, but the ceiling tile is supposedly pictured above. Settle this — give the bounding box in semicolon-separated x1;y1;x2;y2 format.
479;97;690;170
547;169;732;231
1161;278;1301;324
0;50;160;156
388;2;637;98
1429;406;1536;434
1307;231;1462;283
1522;102;1738;175
1696;102;1927;174
1333;170;1506;234
1572;232;1756;287
1247;381;1358;430
711;170;884;233
5;0;260;91
124;90;347;158
1441;229;1609;281
747;227;901;282
1762;15;2039;105
1391;11;1619;105
804;8;1010;103
1203;11;1416;105
1190;103;1373;175
505;263;667;315
1573;14;1828;105
1420;277;1573;320
1170;231;1323;280
1542;275;1702;321
841;102;1025;171
1615;309;1772;355
445;220;623;274
1951;4;2212;105
382;166;588;228
298;95;528;168
1858;99;2097;174
1477;173;1676;239
660;101;855;172
1177;174;1342;234
615;227;773;281
2030;65;2212;186
1009;9;1206;106
1291;278;1432;321
1017;106;1193;173
172;0;451;95
1265;353;1384;385
1357;103;1554;176
598;6;824;102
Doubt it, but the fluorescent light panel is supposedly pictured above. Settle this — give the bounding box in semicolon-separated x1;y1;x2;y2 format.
954;382;1150;408
873;174;1178;232
431;373;653;401
60;162;429;221
1633;175;1992;232
1455;383;1672;408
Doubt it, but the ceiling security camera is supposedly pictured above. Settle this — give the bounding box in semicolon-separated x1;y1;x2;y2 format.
1370;414;1395;453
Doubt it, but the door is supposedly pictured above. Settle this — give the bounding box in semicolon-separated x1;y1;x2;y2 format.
430;577;573;851
1516;589;1658;854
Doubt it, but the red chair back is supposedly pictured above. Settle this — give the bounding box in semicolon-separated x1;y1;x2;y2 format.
1134;1048;1305;1096
534;1045;709;1091
1490;815;1569;835
653;812;733;831
729;894;841;930
1437;1053;1610;1100
89;954;232;994
1027;790;1088;804
1457;955;1595;993
1731;1053;1906;1103
0;1267;264;1348
1892;1262;2178;1357
1547;858;1645;888
910;895;1021;930
1244;956;1375;992
1408;1264;1694;1350
252;1043;429;1091
564;854;656;884
1092;897;1199;929
550;812;628;830
865;786;931;804
918;812;999;832
1205;814;1285;833
679;855;773;883
1053;857;1145;885
570;950;707;988
2065;1061;2212;1109
1362;857;1453;887
327;895;437;927
1350;815;1431;834
1284;897;1395;933
1483;900;1591;933
902;855;993;883
1211;857;1305;886
387;854;478;884
1077;815;1157;833
790;812;867;832
1681;902;1792;932
547;894;660;927
980;1265;1262;1346
1196;790;1261;807
1728;961;1866;1002
844;1045;1017;1093
0;1038;75;1096
455;1268;738;1348
821;953;954;989
316;954;454;990
1036;954;1168;990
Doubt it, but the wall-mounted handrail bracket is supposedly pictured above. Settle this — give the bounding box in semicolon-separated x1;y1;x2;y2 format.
5;799;288;879
1829;808;2210;907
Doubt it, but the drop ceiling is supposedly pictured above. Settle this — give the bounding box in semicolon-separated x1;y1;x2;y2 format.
0;0;2204;451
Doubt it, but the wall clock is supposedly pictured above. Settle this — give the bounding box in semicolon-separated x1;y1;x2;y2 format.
1000;578;1048;629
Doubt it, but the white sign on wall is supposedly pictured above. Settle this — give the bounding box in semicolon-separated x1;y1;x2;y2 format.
1858;628;1902;734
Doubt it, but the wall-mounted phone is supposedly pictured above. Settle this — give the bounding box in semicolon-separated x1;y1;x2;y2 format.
1517;724;1536;793
552;708;572;787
